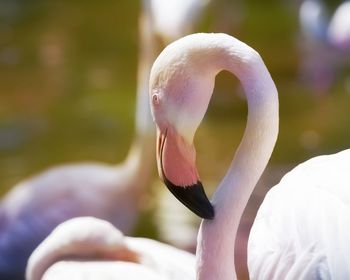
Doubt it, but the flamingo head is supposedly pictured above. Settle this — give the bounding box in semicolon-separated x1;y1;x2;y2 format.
149;37;215;219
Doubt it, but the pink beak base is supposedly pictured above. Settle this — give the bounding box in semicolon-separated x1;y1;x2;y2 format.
157;128;214;219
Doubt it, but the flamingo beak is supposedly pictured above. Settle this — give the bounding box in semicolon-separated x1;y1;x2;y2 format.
157;127;214;219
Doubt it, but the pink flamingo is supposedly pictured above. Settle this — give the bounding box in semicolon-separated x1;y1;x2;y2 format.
151;32;350;279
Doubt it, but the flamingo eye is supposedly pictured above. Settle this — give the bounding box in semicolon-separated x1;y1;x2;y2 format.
152;93;160;105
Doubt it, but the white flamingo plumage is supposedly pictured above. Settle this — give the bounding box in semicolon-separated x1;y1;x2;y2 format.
26;217;195;280
248;149;350;279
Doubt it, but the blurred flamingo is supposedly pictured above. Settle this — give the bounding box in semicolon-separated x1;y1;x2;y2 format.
0;7;156;280
327;1;350;49
142;0;210;44
26;217;195;280
151;32;350;279
299;0;350;51
299;0;350;94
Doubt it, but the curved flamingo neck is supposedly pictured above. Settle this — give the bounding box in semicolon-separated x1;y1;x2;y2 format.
193;35;279;280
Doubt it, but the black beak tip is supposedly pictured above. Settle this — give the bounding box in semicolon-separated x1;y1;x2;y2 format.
163;177;215;220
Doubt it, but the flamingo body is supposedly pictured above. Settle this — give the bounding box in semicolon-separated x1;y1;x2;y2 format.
248;149;350;279
43;262;164;280
26;217;195;280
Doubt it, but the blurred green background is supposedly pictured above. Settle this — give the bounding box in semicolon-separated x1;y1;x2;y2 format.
0;0;349;228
